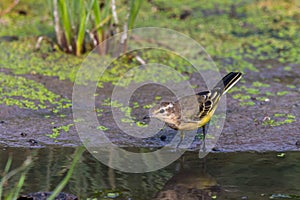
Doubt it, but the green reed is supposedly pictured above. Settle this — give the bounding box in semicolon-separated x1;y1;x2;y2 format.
49;0;142;56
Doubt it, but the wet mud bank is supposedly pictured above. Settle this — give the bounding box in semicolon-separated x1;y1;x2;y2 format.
1;66;299;152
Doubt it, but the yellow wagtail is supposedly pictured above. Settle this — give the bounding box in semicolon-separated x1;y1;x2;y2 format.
147;72;242;147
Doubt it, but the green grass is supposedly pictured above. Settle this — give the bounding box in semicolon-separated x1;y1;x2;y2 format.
48;147;85;200
0;147;85;199
0;155;32;200
47;0;142;55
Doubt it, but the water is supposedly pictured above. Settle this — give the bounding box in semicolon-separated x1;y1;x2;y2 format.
1;148;300;199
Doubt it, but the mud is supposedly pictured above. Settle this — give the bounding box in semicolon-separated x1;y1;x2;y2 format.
0;63;299;152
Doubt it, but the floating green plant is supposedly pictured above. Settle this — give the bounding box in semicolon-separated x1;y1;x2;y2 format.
97;125;109;131
240;101;255;106
252;81;270;88
47;123;74;140
276;91;289;96
263;113;296;127
287;85;296;89
0;73;71;112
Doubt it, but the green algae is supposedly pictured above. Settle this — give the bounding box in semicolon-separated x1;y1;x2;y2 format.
96;125;109;131
1;0;299;85
252;81;270;88
47;123;74;140
0;0;52;37
263;113;296;127
287;85;296;89
232;93;251;100
136;0;300;72
0;73;71;111
0;40;82;82
1;0;300;141
276;91;289;96
229;77;294;106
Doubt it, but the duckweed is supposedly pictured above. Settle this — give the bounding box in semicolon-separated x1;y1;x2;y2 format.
101;98;148;127
263;113;296;127
0;73;71;111
276;91;289;96
252;81;270;88
97;126;109;131
46;124;74;140
283;66;292;71
1;0;299;135
286;85;296;89
232;93;251;100
240;101;255;106
244;88;260;95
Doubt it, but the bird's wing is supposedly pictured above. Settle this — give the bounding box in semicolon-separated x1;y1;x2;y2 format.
176;89;222;121
195;90;221;120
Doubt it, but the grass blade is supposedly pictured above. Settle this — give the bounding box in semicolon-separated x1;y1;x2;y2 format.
48;147;85;200
58;0;72;52
10;172;26;200
0;155;12;200
76;0;86;56
128;0;142;29
0;156;32;200
92;0;102;43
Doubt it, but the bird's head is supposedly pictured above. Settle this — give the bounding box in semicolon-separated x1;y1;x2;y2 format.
148;102;178;122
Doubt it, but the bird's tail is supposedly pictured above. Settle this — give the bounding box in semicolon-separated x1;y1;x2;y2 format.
213;72;242;95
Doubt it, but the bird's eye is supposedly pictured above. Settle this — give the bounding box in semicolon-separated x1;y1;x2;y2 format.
159;109;165;113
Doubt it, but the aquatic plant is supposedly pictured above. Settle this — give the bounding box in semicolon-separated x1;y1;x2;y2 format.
0;148;84;199
48;0;142;55
0;155;32;200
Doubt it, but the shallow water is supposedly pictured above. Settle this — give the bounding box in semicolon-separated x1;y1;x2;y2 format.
1;148;300;199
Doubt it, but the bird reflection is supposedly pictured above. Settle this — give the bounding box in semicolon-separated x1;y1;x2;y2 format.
153;158;220;200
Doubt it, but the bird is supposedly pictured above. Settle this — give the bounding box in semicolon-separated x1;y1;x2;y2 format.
147;72;242;149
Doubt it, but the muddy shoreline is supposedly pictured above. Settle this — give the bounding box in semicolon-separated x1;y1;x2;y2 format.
1;67;299;152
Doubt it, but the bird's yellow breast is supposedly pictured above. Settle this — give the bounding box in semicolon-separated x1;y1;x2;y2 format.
177;106;217;130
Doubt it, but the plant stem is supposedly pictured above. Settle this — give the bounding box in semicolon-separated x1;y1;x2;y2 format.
48;147;85;200
53;0;62;48
58;0;72;52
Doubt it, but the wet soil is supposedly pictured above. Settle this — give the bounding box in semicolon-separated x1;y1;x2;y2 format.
0;63;299;152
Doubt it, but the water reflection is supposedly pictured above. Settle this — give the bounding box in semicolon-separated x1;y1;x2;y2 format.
0;148;300;199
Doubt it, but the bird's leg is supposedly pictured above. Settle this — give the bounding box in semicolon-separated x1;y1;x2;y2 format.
202;125;207;141
201;122;210;152
176;131;185;148
202;121;210;140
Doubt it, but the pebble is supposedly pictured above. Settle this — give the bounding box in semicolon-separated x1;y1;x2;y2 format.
20;132;27;137
160;135;167;141
295;140;300;147
212;147;221;152
27;139;38;146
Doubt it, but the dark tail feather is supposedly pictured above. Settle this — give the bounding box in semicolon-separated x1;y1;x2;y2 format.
213;72;242;95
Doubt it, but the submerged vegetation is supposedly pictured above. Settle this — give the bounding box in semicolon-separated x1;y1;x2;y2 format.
0;148;84;199
0;155;32;200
